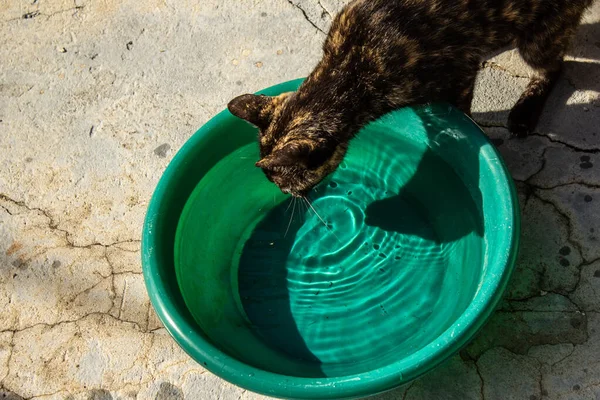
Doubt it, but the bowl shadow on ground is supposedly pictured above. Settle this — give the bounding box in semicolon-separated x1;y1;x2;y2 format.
366;46;600;400
237;107;486;380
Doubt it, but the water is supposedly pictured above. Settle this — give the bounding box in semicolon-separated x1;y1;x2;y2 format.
176;108;485;378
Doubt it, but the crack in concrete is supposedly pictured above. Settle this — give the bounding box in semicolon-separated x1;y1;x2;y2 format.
515;140;600;189
0;193;141;249
401;381;415;400
535;360;544;400
24;389;68;400
476;123;600;156
177;369;208;387
0;312;144;336
0;332;15;391
531;191;588;263
519;188;588;268
529;133;600;154
568;256;600;309
499;309;584;314
103;246;143;278
102;271;143;279
44;6;84;20
0;204;12;216
0;266;148;335
3;6;84;23
505;182;591;301
0;338;13;381
26;388;104;400
286;0;326;34
550;345;577;367
68;275;112;306
532;181;600;191
150;357;190;377
118;278;128;321
317;0;333;19
474;359;486;400
110;273;118;323
0;193;143;331
506;310;584;348
570;266;600;314
145;301;152;332
481;61;531;80
526;190;591;304
524;146;550;183
507;291;582;312
476;347;549;400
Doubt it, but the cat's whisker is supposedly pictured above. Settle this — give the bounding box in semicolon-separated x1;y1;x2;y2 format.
284;197;297;238
298;198;308;219
285;197;294;212
303;196;340;241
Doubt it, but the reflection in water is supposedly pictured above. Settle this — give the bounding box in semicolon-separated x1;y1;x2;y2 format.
238;107;484;377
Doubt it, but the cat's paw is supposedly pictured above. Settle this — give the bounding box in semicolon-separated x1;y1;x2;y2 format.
507;103;538;137
507;118;531;137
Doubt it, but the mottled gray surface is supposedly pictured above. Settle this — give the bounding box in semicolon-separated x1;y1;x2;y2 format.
0;0;599;399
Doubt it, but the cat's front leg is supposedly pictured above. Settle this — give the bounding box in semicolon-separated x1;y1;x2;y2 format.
508;13;584;137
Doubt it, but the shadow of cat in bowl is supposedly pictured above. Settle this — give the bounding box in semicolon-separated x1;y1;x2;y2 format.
364;107;485;243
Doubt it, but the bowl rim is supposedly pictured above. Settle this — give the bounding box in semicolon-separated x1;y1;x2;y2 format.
142;78;521;400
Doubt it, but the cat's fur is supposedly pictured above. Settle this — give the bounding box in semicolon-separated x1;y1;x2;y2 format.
228;0;594;197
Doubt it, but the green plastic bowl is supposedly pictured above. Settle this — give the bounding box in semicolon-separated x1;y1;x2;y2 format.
142;78;520;399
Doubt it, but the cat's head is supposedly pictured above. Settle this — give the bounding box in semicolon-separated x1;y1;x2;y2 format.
228;92;347;197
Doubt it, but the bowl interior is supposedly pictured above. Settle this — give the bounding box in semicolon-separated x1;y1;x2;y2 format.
143;79;519;399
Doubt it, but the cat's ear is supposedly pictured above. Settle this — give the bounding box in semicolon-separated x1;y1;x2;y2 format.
227;94;273;129
227;92;291;129
256;140;334;169
228;92;291;130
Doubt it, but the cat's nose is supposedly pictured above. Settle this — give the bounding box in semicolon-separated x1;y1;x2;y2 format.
280;187;303;197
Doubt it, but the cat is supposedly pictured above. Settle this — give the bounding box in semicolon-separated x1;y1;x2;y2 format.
228;0;594;197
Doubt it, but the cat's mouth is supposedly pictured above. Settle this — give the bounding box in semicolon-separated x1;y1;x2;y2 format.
266;171;314;198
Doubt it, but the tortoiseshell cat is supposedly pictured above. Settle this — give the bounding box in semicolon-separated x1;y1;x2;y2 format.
228;0;594;197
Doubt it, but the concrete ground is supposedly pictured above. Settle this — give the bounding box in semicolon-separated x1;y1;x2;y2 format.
1;0;599;398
